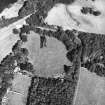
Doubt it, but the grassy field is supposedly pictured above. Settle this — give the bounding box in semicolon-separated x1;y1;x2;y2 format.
74;67;105;105
5;73;31;105
45;0;105;34
0;28;19;62
0;15;30;63
22;31;71;77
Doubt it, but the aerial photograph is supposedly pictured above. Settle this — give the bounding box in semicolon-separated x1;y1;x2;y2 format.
0;0;105;105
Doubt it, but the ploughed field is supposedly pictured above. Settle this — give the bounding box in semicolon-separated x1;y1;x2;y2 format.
26;76;76;105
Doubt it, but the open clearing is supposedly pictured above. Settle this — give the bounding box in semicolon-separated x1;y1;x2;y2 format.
22;31;71;77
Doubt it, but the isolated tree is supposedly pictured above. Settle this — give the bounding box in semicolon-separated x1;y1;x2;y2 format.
12;28;19;34
19;33;28;42
21;48;29;56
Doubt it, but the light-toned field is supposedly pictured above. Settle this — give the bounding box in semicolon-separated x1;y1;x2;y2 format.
6;92;26;105
74;67;105;105
5;73;31;105
0;28;19;62
0;0;26;19
11;73;31;95
22;31;71;77
45;0;105;34
0;15;29;63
